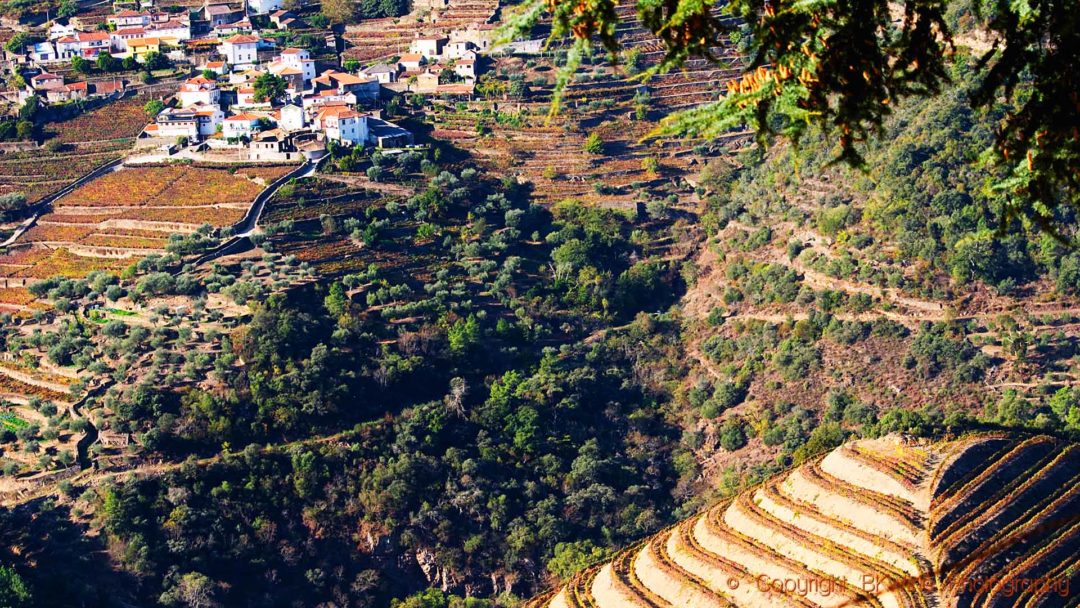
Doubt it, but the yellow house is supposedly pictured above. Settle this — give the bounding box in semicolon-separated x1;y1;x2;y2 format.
127;37;178;62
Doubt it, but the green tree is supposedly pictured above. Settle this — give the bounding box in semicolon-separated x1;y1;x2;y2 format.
583;132;603;155
324;282;348;317
15;121;32;140
547;540;609;581
143;51;169;71
4;32;27;54
0;565;31;608
57;0;77;18
252;73;287;103
71;56;91;74
446;314;480;356
321;0;356;23
144;99;165;116
96;51;120;72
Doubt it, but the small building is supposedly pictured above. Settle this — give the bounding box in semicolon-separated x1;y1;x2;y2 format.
222;112;264;139
47;22;77;40
415;71;439;92
218;34;260;66
178;75;220;106
313;69;379;102
453;58;476;80
147;18;191;41
367;117;413;148
397;52;423;71
363;63;398;84
278;103;305;131
107;9;152;28
248;128;300;161
229;67;263;85
30;72;64;90
270;48;316;83
205;4;242;26
214;18;253;36
29;41;59;63
300;90;357;111
269;9;305;29
44;81;88;103
202;60;229;75
312;105;368;145
153;104;223;139
111;27;146;52
443;41;476;60
125;37;163;62
409;36;446;59
56;31;111;60
235;86;270;108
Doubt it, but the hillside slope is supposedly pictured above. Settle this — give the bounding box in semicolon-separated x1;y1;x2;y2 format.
528;433;1079;608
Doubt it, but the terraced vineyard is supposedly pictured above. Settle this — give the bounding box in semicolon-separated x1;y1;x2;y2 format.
0;97;151;203
341;0;499;63
428;4;748;208
528;434;1080;608
0;164;293;313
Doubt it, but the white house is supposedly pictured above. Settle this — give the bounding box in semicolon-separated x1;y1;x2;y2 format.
214;18;253;36
313;105;368;145
30;72;64;90
443;41;476;60
56;31;111;60
248;0;283;15
218;34;259;66
107;10;152;28
47;22;77;40
363;63;398;84
409;36;446;59
147;18;191;41
29;41;59;63
453;58;476;80
110;27;146;52
278;103;305;131
300;90;357;111
271;48;316;83
153;104;223;139
235;86;271;108
312;70;379;102
397;53;423;71
177;76;220;106
201;60;229;75
222;112;264;139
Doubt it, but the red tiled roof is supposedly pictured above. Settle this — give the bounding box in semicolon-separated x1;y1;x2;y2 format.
224;34;260;44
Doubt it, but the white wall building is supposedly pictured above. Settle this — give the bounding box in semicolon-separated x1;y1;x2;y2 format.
178;76;220;106
107;10;152;28
218;34;259;66
278;104;305;131
313;106;368;146
222;112;264;139
271;48;316;83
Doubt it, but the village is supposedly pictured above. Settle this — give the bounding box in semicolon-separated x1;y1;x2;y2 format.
0;0;504;162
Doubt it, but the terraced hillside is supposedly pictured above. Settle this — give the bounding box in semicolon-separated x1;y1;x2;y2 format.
528;434;1080;608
